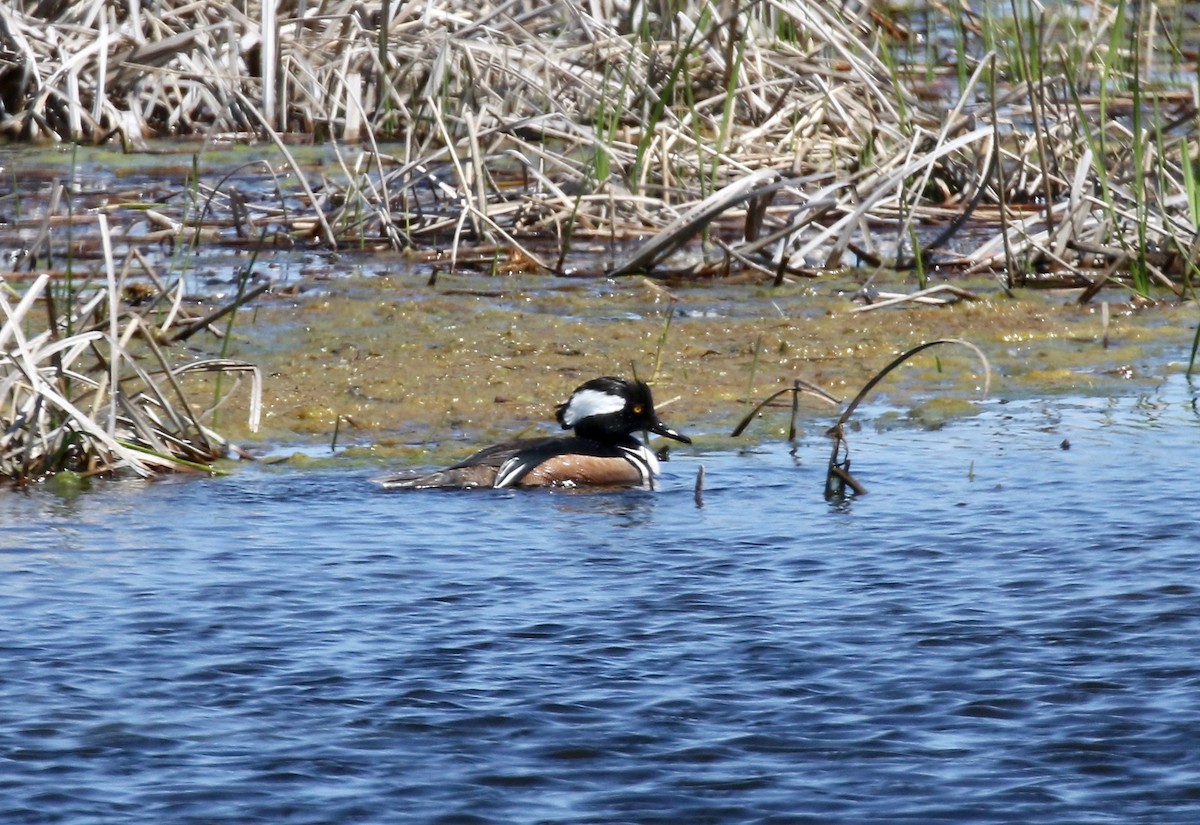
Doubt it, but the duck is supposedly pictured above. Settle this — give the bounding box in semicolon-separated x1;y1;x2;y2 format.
372;376;691;490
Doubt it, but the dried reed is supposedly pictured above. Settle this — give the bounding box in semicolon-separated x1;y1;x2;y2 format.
1;1;1197;290
0;213;261;482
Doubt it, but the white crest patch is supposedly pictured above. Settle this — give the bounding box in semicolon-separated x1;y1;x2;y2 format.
561;388;624;427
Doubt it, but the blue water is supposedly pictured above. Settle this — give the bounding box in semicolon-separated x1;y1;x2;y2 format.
3;386;1200;824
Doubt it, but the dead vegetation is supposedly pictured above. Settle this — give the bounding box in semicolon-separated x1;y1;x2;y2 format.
0;211;261;482
1;1;1199;480
2;1;1197;288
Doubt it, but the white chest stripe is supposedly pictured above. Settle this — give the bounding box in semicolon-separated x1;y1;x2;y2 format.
560;389;624;427
619;444;660;486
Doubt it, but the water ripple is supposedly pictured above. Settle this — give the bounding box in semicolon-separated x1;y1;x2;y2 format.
3;388;1200;823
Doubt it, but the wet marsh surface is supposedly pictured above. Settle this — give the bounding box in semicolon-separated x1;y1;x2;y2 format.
240;269;1197;454
7;143;1198;466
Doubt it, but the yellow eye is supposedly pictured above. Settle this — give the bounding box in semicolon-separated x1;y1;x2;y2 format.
632;404;644;414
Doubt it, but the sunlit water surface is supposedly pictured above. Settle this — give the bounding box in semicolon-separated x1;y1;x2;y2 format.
3;384;1200;824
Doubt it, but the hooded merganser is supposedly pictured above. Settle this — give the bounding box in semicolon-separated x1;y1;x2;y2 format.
373;376;691;490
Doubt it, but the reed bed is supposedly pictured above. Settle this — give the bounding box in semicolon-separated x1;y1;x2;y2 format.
0;210;261;482
4;1;1198;293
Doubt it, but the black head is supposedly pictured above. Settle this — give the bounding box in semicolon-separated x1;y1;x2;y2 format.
554;377;691;444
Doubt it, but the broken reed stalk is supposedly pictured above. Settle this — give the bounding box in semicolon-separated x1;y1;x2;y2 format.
170;279;271;343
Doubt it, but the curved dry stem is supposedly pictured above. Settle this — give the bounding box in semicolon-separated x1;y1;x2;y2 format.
730;378;841;437
827;339;991;435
